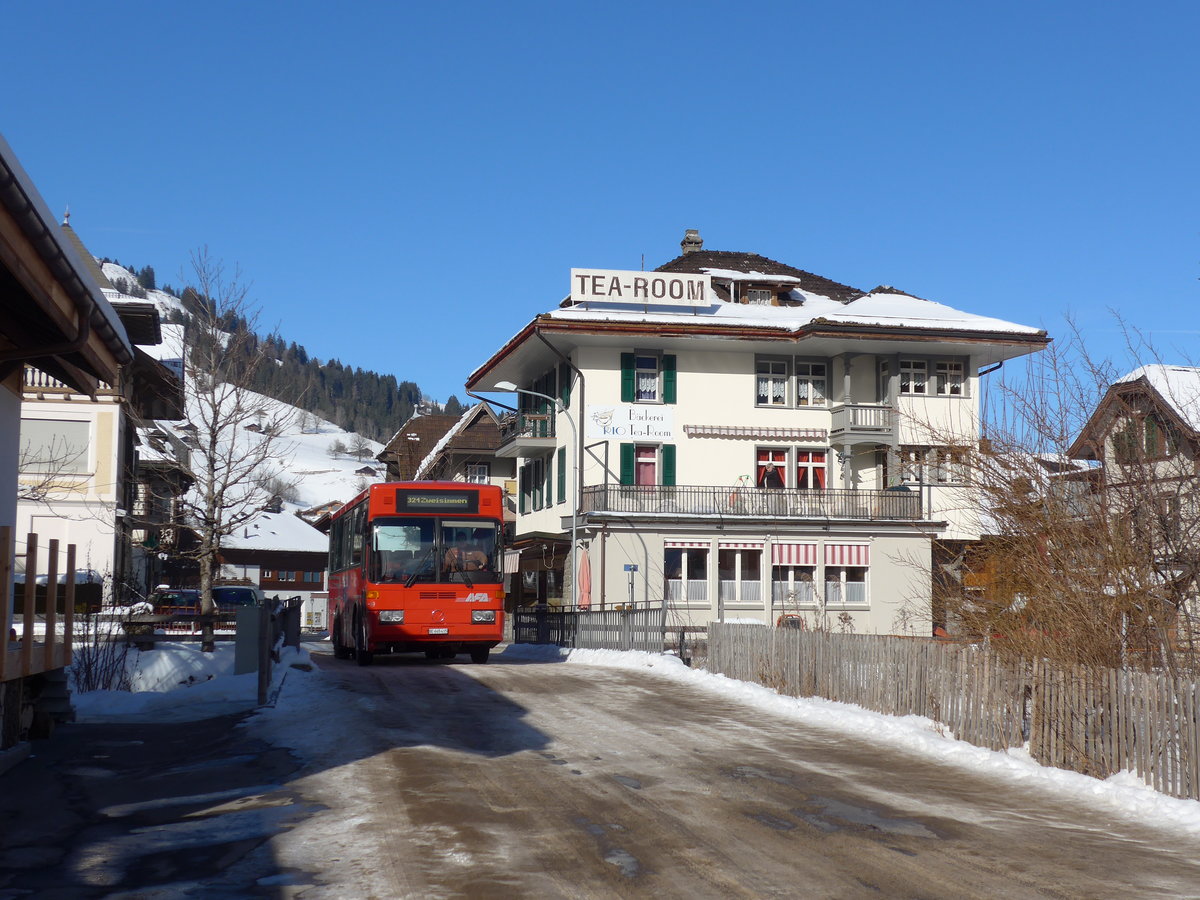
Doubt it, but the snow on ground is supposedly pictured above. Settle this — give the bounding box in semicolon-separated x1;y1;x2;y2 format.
70;641;1200;837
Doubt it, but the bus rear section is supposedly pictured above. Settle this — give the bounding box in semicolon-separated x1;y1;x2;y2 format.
328;482;505;665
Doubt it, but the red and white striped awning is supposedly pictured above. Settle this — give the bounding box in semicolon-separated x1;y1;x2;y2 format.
718;541;761;550
684;424;828;441
503;550;521;574
824;543;870;566
664;540;708;549
772;543;818;565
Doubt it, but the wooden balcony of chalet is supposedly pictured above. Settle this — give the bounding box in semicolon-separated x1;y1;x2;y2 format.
829;402;894;441
496;412;557;458
580;484;922;521
22;364;119;399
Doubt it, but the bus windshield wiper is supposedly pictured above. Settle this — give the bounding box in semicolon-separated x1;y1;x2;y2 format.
404;548;435;589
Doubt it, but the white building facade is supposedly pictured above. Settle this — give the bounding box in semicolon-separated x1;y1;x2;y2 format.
468;236;1049;635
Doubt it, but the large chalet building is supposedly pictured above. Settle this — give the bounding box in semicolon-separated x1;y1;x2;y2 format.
466;230;1049;634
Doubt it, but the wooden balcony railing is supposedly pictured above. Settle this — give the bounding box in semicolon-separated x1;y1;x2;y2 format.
23;365;116;396
830;403;893;435
580;484;921;520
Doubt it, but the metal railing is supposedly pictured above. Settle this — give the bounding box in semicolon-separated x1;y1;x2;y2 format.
512;605;666;651
580;484;921;520
499;412;556;442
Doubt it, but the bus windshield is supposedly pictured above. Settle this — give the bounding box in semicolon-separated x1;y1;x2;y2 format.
371;517;500;585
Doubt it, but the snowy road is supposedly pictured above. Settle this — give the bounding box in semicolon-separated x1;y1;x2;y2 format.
281;648;1200;899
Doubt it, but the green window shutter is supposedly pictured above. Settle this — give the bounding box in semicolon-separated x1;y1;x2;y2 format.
619;442;635;485
621;353;635;403
662;444;676;486
519;465;528;514
559;362;571;407
557;446;567;504
544;457;552;507
662;355;677;404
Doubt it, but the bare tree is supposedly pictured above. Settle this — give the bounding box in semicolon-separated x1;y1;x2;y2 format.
348;433;372;462
174;249;298;621
16;425;90;504
930;319;1200;674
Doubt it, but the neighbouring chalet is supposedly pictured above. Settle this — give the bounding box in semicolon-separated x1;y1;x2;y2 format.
1;134;134;756
412;403;517;529
1068;364;1200;639
219;509;330;630
466;229;1050;633
377;413;461;481
17;233;187;604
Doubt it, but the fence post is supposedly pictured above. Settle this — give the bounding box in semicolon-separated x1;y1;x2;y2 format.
256;599;271;706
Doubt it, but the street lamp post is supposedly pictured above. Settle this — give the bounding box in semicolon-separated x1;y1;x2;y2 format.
493;380;579;610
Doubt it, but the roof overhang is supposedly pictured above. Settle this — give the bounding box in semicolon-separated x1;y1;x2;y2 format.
466;314;1052;391
0;135;132;394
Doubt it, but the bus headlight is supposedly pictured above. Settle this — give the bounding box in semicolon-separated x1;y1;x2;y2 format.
379;610;405;624
471;610;496;624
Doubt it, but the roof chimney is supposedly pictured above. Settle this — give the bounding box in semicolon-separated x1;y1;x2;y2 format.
680;228;703;255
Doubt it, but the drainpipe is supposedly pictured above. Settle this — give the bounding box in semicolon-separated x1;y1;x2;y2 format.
534;331;587;549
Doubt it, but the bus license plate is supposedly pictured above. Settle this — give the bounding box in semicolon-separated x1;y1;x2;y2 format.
428;627;449;634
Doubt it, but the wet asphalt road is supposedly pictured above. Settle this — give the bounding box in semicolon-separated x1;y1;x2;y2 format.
3;648;1200;898
307;652;1200;899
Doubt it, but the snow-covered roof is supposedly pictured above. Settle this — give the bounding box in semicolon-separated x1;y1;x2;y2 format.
1115;365;1200;432
223;510;329;553
548;287;1042;337
413;404;482;479
817;289;1045;336
700;267;806;284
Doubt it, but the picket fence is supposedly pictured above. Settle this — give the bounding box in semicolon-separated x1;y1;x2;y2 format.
708;624;1200;801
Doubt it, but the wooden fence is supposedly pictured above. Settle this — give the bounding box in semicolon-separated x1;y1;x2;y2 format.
2;528;77;684
708;624;1200;801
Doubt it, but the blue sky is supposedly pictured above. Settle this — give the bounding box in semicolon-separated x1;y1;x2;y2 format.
4;1;1197;404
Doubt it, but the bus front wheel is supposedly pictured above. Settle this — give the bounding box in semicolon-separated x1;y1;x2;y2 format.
470;647;490;664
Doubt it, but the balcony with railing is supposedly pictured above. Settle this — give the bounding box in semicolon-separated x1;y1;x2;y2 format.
580;484;921;520
23;364;117;397
829;402;893;441
496;412;557;458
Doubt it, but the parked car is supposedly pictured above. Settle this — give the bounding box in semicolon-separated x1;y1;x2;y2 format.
210;584;266;611
150;587;201;611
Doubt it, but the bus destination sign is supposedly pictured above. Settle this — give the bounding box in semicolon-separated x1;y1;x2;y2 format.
570;268;711;307
396;490;480;514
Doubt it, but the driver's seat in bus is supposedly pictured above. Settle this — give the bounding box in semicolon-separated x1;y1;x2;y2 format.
381;551;407;580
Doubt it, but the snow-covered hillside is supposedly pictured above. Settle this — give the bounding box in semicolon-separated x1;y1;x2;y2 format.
101;261;385;539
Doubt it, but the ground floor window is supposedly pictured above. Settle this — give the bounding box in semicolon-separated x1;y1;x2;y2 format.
665;545;708;605
772;565;816;608
719;546;761;607
824;566;868;606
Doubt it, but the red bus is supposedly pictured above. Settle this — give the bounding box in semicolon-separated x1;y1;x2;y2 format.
327;482;505;665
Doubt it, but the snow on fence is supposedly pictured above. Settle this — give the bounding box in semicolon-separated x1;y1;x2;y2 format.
708;624;1200;801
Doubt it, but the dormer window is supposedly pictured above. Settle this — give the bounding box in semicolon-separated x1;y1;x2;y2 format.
746;289;773;305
